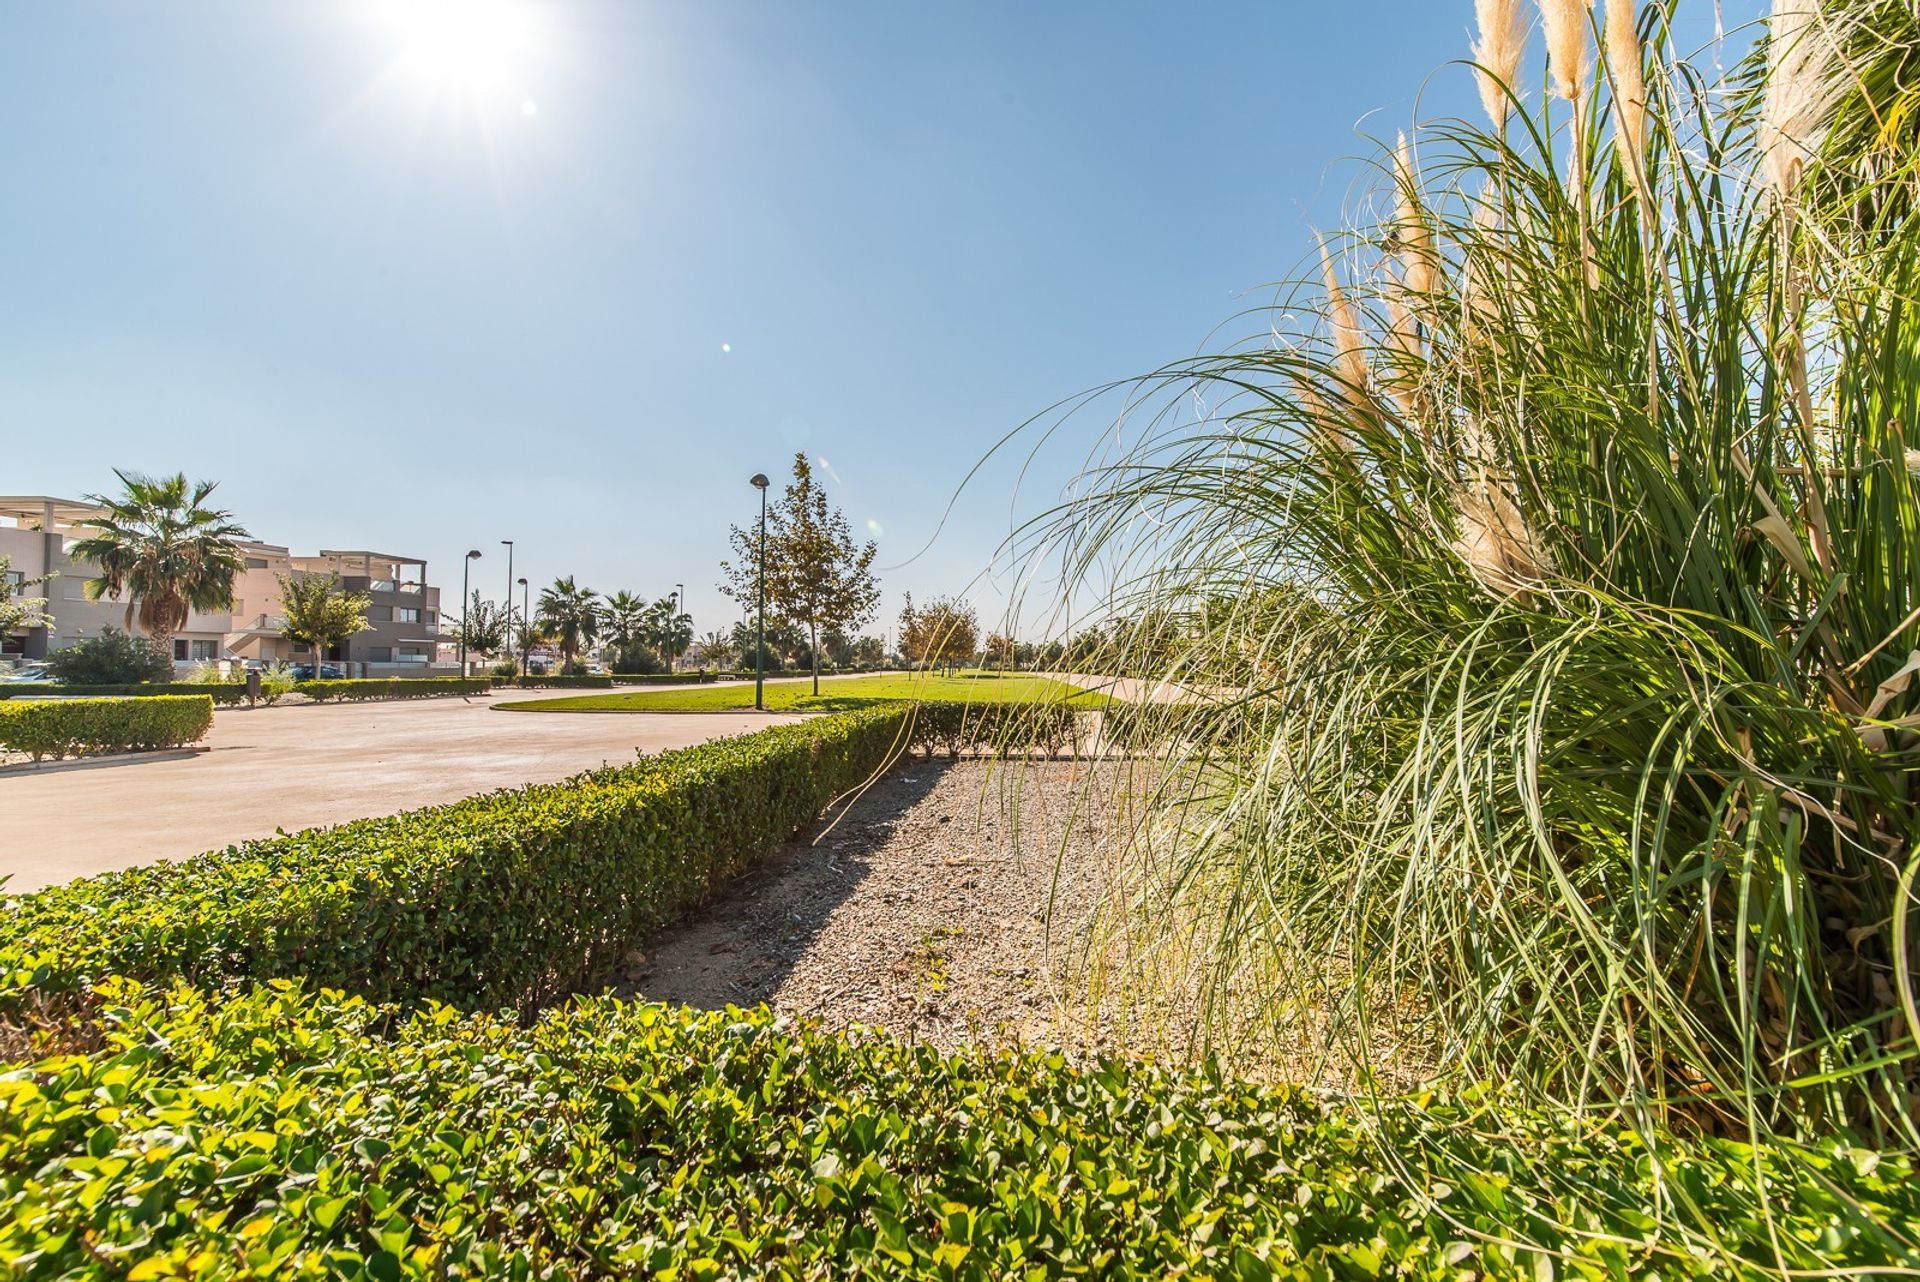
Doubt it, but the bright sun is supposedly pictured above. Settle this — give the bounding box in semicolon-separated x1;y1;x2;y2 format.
383;0;538;94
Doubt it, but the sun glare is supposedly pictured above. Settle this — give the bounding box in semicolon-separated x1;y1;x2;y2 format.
383;0;538;94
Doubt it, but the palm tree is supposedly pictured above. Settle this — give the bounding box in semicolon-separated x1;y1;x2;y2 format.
69;471;251;650
535;576;601;667
697;628;738;671
642;594;692;669
601;590;648;652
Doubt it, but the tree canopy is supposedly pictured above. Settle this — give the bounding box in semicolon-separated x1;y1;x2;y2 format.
720;454;879;695
69;471;251;644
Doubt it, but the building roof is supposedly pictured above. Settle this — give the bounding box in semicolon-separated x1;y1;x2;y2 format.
317;549;428;566
0;496;105;524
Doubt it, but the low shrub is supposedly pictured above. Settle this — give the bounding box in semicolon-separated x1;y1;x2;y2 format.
488;659;520;680
607;671;719;685
506;674;614;689
42;627;172;685
2;984;1913;1280
294;677;491;703
0;707;912;1014
0;681;250;705
0;695;213;762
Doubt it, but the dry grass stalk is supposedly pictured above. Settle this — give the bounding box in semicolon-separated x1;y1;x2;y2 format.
1393;133;1438;298
1472;0;1529;130
1319;240;1373;412
1385;289;1424;420
1537;0;1593;104
1454;477;1550;598
1604;0;1649;203
1759;0;1842;203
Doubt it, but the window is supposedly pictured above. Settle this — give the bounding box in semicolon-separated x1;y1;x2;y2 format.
398;646;429;664
3;570;22;591
367;646;394;662
395;608;420;624
190;640;217;661
367;605;393;623
423;611;436;627
245;557;269;569
173;639;189;660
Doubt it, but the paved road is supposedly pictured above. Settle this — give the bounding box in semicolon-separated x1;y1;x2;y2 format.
0;689;804;893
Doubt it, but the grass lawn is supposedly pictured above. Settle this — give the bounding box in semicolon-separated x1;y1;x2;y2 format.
499;671;1106;713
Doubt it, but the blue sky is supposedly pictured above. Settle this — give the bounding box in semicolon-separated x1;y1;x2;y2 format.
0;1;1740;639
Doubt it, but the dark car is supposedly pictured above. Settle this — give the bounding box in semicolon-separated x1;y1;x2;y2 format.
288;663;347;680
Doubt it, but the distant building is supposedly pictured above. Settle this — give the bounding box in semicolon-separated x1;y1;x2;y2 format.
0;496;446;674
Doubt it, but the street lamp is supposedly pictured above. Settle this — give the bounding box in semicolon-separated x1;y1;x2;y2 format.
458;549;482;673
674;582;685;672
750;473;770;710
500;540;515;660
517;577;529;675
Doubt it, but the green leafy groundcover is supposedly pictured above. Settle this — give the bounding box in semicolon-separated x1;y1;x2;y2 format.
293;677;491;703
2;983;1913;1280
0;695;213;762
0;707;915;1016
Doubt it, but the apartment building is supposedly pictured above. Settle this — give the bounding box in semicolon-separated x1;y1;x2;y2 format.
0;496;445;673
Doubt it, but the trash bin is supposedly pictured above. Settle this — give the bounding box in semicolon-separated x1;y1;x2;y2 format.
246;668;263;705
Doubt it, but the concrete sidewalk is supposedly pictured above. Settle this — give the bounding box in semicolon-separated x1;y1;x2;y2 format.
0;690;804;892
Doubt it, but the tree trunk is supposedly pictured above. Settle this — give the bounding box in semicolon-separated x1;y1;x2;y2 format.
810;621;819;696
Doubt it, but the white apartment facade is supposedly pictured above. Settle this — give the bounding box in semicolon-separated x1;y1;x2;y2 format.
1;496;448;673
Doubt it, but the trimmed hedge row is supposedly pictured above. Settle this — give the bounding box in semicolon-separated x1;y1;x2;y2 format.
504;674;615;689
0;680;250;705
903;701;1083;758
294;677;491;702
0;695;214;762
607;671;720;685
2;984;1914;1280
0;707;913;1014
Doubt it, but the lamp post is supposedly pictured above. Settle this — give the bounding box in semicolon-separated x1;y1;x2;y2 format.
517;577;529;675
673;582;685;672
500;540;515;660
750;473;770;710
458;549;482;673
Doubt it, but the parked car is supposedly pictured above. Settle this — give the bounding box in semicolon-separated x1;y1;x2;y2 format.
288;663;346;680
1;663;55;683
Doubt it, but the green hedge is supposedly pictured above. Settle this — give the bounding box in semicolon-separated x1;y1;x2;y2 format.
2;985;1913;1280
294;676;492;702
0;695;214;762
902;701;1082;757
607;671;719;685
504;674;616;689
0;680;249;705
1;707;912;1014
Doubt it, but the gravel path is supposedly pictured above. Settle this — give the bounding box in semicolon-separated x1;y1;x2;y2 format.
614;759;1136;1056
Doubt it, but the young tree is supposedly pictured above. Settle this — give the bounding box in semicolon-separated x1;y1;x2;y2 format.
455;592;507;658
983;632;1017;669
0;554;51;642
69;471;251;651
720;453;879;695
278;574;371;673
899;594;978;674
536;576;601;667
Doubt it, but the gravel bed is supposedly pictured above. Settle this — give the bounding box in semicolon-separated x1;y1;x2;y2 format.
613;759;1138;1056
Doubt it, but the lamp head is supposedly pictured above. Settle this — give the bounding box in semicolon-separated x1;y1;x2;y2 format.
466;549;482;559
517;577;527;587
750;473;770;490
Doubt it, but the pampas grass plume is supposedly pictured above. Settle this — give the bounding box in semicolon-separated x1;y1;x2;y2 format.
1472;0;1529;129
1538;0;1593;103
